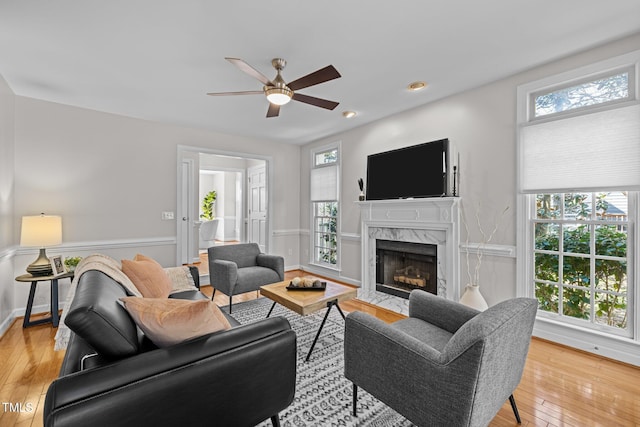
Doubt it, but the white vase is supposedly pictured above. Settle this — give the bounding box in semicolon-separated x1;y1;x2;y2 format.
459;284;489;311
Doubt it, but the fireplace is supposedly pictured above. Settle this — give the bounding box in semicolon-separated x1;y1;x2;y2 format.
357;198;460;315
376;240;437;299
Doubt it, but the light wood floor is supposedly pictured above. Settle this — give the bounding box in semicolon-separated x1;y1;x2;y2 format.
1;270;639;426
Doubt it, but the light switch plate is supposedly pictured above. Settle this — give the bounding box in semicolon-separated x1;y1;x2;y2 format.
161;211;175;220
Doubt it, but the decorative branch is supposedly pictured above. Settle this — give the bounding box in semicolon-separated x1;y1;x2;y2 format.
461;201;509;286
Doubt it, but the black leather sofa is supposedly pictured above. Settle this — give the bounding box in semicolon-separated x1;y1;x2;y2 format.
44;267;297;427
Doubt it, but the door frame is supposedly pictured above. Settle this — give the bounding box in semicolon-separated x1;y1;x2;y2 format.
176;145;273;266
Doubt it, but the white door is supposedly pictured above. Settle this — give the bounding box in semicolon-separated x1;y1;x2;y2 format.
179;160;192;264
179;159;199;264
247;164;267;252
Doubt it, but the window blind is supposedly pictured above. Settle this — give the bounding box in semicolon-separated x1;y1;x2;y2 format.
310;165;338;201
520;103;640;193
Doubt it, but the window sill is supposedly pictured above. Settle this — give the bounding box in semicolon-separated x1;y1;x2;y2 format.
307;262;341;274
534;316;640;366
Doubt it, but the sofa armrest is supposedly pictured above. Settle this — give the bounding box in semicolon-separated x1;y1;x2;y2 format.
45;317;296;427
210;259;238;294
408;290;479;334
256;254;284;281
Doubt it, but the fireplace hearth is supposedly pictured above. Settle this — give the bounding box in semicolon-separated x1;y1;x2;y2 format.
376;239;437;299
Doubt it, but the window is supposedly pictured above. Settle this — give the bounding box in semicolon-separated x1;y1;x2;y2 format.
310;146;340;268
534;192;629;335
517;50;640;360
532;69;631;118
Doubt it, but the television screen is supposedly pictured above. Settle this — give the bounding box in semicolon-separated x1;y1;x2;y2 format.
366;139;449;200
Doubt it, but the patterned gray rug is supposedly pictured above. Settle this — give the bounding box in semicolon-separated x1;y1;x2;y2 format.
225;297;414;427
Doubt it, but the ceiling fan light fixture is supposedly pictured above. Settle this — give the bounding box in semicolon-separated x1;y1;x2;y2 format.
265;86;293;105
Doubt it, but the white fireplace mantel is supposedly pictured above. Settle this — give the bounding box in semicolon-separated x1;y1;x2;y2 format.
357;198;460;314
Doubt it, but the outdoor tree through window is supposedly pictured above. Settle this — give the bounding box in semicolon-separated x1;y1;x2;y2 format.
534;192;629;332
311;147;339;268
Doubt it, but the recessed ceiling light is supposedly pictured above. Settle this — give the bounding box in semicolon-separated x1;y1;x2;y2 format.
408;81;427;91
343;111;357;118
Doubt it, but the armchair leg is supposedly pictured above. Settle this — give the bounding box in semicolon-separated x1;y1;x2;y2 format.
211;288;216;301
270;414;281;427
229;295;233;314
509;394;522;424
352;383;358;417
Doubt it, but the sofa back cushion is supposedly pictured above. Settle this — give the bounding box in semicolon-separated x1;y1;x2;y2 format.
208;243;261;269
65;270;140;359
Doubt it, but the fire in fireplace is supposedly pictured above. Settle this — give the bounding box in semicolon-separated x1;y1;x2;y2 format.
375;239;437;299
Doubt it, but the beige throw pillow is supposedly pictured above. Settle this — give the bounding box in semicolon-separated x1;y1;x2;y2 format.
121;254;173;298
120;297;231;347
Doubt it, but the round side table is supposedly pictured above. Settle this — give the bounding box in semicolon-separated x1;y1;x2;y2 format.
15;271;74;328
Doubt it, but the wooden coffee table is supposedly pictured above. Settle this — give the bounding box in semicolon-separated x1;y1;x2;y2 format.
260;279;357;361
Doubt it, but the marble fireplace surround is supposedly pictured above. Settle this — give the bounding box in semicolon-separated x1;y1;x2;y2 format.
357;198;460;315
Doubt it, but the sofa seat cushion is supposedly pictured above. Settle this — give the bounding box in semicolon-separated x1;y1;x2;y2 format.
64;271;140;359
120;297;232;347
235;266;282;293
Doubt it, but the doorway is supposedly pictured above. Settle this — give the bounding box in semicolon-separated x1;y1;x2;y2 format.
177;146;271;266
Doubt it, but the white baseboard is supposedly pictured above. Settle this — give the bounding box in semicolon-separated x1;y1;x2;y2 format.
0;303;55;339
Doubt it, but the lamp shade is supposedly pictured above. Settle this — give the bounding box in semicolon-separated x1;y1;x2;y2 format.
20;214;62;247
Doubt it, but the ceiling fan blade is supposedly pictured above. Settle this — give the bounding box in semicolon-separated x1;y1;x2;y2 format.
225;57;272;85
266;103;280;118
287;65;341;91
292;93;339;110
206;90;263;96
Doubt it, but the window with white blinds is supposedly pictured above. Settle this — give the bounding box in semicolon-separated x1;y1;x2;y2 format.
519;103;640;193
310;145;340;268
517;50;640;354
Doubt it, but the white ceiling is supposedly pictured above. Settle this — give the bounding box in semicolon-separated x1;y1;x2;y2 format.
1;1;640;145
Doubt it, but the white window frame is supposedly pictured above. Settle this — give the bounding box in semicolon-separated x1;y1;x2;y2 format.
516;50;640;365
310;142;341;271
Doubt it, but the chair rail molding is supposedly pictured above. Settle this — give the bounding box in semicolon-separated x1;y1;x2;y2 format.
15;236;177;255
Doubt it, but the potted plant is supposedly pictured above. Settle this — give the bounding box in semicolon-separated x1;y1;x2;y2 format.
199;190;219;248
64;256;83;273
200;190;217;221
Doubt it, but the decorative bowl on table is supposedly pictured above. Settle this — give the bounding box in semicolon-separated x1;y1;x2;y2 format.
286;277;327;291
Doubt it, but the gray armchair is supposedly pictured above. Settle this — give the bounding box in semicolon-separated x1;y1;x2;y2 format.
208;243;284;313
344;290;537;427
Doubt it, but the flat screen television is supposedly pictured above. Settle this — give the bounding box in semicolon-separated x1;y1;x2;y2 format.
366;139;452;200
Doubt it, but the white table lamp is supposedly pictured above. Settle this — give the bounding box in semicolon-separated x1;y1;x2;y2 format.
20;214;62;276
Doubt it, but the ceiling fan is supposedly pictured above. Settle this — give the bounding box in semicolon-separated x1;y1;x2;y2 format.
207;57;341;118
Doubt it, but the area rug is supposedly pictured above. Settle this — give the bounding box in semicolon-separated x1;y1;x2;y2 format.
224;297;414;427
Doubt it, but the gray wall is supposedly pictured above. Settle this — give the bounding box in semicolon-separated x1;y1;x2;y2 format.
8;96;301;324
0;73;15;333
300;32;640;306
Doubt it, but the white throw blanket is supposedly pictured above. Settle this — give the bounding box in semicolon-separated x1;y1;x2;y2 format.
54;254;142;351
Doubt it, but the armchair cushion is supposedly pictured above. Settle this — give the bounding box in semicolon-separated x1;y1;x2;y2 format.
391;317;453;352
235;266;282;293
120;297;231;347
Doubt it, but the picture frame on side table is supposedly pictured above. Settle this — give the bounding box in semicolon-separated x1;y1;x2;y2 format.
49;255;66;276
